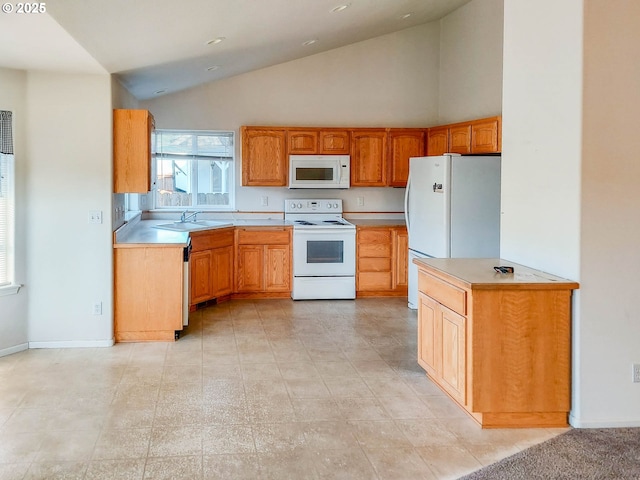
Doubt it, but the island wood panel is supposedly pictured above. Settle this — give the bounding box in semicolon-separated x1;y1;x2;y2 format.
114;246;183;342
470;288;572;413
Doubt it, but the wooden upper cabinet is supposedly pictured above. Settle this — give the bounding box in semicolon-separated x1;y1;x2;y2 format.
448;124;471;154
241;127;287;186
287;130;319;154
113;109;154;193
471;116;501;153
387;129;426;187
319;130;350;154
426;116;502;156
427;126;449;157
350;129;387;187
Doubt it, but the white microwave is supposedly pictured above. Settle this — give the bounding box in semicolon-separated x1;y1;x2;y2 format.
288;155;350;189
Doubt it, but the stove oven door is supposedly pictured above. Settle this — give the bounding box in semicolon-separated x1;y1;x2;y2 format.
293;228;355;277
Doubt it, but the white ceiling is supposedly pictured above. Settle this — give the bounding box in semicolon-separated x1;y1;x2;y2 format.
5;0;472;100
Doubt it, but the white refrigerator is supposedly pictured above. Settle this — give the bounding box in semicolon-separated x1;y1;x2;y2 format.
404;154;501;309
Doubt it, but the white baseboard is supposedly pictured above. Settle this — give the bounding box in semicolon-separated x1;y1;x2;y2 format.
28;339;115;349
569;413;640;428
0;343;29;358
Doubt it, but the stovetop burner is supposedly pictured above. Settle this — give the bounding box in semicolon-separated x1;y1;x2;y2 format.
295;220;315;226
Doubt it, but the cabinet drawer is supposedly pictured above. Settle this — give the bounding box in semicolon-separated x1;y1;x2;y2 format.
358;257;391;272
190;228;234;252
358;272;393;291
359;243;392;258
358;229;392;244
237;228;290;245
418;271;466;315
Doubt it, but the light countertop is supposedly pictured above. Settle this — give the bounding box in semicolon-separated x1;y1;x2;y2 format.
413;257;579;290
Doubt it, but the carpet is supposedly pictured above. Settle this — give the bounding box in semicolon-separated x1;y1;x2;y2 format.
458;428;640;480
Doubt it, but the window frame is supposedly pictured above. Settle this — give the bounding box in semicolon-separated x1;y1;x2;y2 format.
0;152;18;295
152;129;236;212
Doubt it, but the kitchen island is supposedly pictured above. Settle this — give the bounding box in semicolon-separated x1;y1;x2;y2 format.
414;257;579;428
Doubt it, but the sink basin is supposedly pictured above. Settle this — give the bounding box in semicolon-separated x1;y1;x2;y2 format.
153;220;233;232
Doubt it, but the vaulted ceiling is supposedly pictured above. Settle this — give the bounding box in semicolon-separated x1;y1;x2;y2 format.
1;0;472;99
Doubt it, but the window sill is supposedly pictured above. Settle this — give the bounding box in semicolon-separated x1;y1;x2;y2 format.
0;284;22;297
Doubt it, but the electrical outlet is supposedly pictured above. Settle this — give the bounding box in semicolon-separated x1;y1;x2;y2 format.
261;196;268;206
92;302;102;315
88;210;103;224
633;364;640;383
357;197;364;206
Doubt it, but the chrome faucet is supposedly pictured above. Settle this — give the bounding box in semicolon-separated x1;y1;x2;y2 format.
180;210;202;223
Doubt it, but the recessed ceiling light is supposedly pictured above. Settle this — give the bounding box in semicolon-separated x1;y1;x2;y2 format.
206;37;225;46
302;39;317;46
331;4;350;13
206;65;220;71
153;89;167;95
401;13;413;19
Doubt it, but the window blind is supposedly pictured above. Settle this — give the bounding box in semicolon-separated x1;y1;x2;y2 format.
0;110;14;287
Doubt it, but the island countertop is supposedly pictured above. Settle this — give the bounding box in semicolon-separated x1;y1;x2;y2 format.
413;257;579;290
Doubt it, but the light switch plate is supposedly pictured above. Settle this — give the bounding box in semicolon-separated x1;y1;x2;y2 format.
88;210;103;224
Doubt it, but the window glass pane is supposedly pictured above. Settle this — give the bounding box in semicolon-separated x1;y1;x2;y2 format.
154;130;234;210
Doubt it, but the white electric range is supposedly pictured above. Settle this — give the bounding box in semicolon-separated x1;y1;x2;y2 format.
285;199;356;300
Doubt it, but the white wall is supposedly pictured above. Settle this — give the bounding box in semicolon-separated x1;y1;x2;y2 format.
438;0;504;123
25;72;114;347
141;23;441;214
577;0;640;426
502;0;640;427
0;68;28;356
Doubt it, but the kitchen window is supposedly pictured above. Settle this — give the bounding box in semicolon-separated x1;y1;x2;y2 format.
153;130;235;210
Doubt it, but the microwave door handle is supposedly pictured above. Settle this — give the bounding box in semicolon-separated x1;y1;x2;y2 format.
337;162;342;184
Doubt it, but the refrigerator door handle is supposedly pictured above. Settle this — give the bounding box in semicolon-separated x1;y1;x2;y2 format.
404;171;411;235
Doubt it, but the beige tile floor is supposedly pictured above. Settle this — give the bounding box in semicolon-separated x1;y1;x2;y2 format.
0;298;567;479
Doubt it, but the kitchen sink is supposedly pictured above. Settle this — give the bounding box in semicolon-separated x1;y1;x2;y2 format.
153;220;233;232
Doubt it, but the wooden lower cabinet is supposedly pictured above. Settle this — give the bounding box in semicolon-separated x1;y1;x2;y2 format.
356;225;408;296
234;227;291;297
114;245;185;342
415;258;579;428
189;228;234;307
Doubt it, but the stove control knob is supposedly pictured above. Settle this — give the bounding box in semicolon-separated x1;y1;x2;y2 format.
297;203;303;209
333;203;339;209
290;203;296;209
327;203;332;209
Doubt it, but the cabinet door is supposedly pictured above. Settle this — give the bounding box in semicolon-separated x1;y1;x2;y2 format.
449;125;471;154
319;130;350;154
427;126;448;156
387;130;425;187
190;250;214;305
418;293;440;376
241;128;287;186
265;245;290;292
440;305;466;403
288;130;318;154
392;228;408;289
236;245;264;292
213;246;234;297
113;109;153;193
471;117;500;153
350;130;387;186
